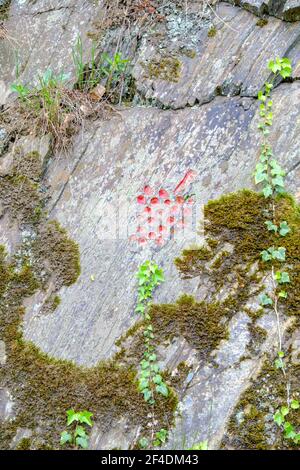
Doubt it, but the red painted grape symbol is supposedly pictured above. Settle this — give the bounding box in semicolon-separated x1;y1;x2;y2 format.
130;170;197;247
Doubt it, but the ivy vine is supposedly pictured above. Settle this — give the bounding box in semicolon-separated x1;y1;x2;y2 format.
255;57;300;445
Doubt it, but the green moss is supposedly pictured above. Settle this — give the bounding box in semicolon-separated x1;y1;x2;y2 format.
12;150;43;181
223;359;300;449
180;47;196;59
0;175;43;223
175;190;300;316
32;220;81;289
247;324;267;355
16;438;32;450
0;246;177;450
211;250;230;269
150;295;229;356
0;0;10;21
41;294;61;315
256;18;268;27
207;26;217;37
145;56;182;83
174;245;213;277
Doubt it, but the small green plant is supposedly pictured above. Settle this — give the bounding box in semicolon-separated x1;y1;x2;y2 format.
10;69;71;148
136;261;169;403
72;35;99;91
72;35;129;97
60;409;93;449
188;440;208;450
135;261;170;449
273;400;300;444
100;52;129;94
139;428;168;449
255;57;299;446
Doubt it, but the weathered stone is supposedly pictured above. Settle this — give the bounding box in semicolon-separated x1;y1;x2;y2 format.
133;3;300;108
225;0;300;20
0;340;6;365
0;126;8;155
10;428;33;450
0;0;105;103
0;388;14;421
20;82;300;367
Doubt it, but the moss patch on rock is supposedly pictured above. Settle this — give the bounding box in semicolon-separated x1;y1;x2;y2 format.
145;56;182;83
0;246;178;449
0;175;44;224
222;359;300;449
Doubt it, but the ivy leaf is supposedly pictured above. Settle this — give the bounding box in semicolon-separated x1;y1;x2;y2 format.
279;221;290;237
274;410;284;426
78;411;93;427
291;399;300;410
281;406;289;417
141;360;150;370
278;290;287;299
261;250;272;262
283;422;295;439
139;378;149;391
260;293;273;306
272;175;285;188
76;436;89;449
153;374;163;385
139;437;149;449
279;272;290;284
293;434;300;444
66;409;79;426
74;425;87;438
274;247;286;261
149;353;157;362
143;389;152;402
60;431;72;445
255;171;268;184
275;358;283;369
156;383;169;397
268;60;281;73
265;221;277;232
262;185;273;198
270;159;284;176
280;68;291;79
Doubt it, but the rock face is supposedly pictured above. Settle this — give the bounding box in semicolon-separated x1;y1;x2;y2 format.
0;0;300;450
225;0;300;21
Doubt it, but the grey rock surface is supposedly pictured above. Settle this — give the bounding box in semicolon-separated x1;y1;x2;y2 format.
133;3;300;108
225;0;300;20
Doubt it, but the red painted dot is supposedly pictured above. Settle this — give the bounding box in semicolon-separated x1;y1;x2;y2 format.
144;185;152;195
155;236;164;246
129;234;137;242
159;225;167;233
183;207;192;216
137;195;146;204
148;231;156;240
150;197;159;205
171;205;179;214
159;188;169;198
147;216;156;224
187;197;195;205
143;206;152;214
137;226;146;234
176;195;185;205
164;199;171;205
167;216;175;225
138;237;147;245
156;209;164;216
